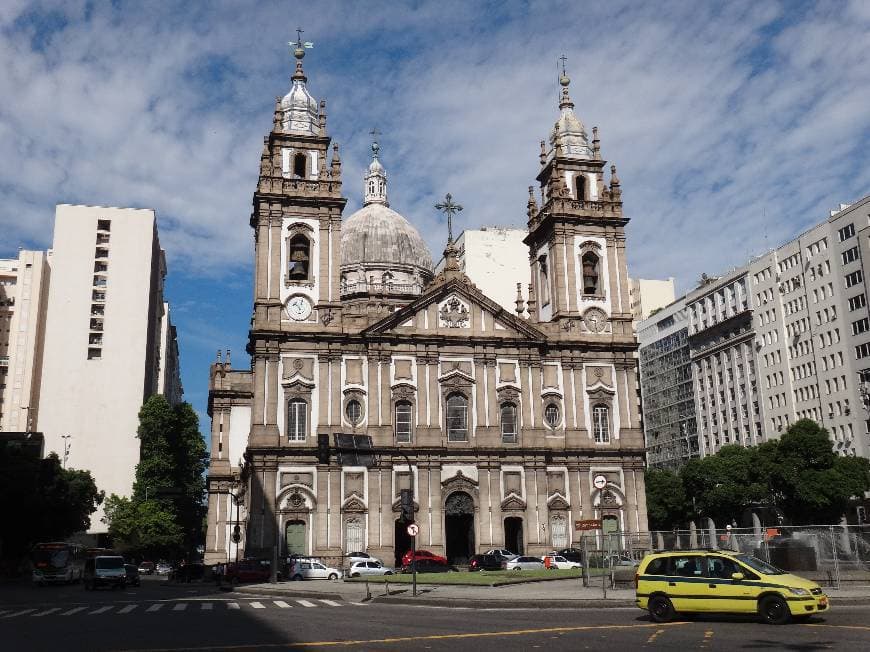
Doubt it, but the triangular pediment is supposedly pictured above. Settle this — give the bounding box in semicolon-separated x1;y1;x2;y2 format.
500;493;527;511
341;494;368;513
362;276;546;342
547;492;571;510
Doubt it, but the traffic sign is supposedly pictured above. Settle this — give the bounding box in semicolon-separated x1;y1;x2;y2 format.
406;523;419;537
574;519;602;531
593;475;608;489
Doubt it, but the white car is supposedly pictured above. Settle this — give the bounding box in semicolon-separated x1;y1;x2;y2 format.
289;560;342;581
348;561;394;577
483;548;518;560
503;556;544;571
345;551;382;566
543;555;582;570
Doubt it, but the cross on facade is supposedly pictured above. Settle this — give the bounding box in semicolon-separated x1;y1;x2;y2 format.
370;127;381;140
559;54;568;75
435;193;463;244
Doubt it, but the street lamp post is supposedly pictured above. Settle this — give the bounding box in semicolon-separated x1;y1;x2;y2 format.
61;434;72;469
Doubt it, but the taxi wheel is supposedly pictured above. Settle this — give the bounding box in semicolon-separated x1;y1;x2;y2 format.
759;595;791;625
648;595;676;623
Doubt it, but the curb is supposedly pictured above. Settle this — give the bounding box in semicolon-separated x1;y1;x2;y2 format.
235;585;349;601
371;596;639;609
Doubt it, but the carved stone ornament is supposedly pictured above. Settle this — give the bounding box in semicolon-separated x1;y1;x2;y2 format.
444;491;475;515
341;495;368;513
292;359;305;371
601;490;618;508
288;492;305;509
320;309;335;326
439;295;470;328
583;307;609;333
500;493;527;511
440;470;479;496
547;492;571;510
391;384;415;402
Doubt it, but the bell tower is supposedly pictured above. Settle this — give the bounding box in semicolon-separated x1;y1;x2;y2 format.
524;60;630;336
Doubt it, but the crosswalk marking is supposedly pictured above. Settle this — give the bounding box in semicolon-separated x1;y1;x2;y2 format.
61;607;87;616
227;602;240;610
201;603;213;611
319;600;342;607
249;602;266;609
0;610;10;617
32;608;61;617
89;606;112;615
296;600;316;608
3;609;36;618
118;605;138;614
273;600;291;609
172;603;187;612
146;604;163;612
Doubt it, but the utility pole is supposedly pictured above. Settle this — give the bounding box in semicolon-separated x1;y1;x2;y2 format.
61;434;72;469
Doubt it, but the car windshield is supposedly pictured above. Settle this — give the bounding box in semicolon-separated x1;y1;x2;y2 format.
734;554;785;575
96;557;125;569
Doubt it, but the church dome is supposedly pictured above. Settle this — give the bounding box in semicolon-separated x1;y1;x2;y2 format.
549;73;592;159
340;203;434;273
280;43;318;136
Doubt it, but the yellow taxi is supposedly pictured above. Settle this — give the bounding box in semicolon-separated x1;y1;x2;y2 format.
635;550;829;624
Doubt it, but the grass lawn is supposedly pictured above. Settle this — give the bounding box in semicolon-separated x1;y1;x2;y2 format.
345;567;607;586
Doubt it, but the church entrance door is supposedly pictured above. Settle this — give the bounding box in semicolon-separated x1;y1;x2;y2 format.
394;520;413;568
444;491;475;565
504;517;524;555
285;520;306;557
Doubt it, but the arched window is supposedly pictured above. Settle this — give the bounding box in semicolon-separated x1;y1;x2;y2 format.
345;399;363;426
544;402;561;428
287;399;308;441
575;174;586;201
593;404;610;443
581;252;599;295
395;400;413;443
293;152;307;178
288;235;311;281
446;393;468;442
500;402;518;443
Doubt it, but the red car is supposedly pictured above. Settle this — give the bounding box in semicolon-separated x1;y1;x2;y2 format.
223;559;272;585
401;549;448;568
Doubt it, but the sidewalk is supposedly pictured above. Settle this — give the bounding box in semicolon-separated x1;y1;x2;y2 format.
235;577;870;609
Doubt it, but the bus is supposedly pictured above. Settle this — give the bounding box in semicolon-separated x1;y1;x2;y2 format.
31;542;86;585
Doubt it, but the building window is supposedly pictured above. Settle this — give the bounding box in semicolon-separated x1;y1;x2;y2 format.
97;219;111;231
287;399;308;441
842;246;860;265
581;252;600;295
593;404;610;443
838;223;855;241
345;399;363;426
575;174;586;201
500;402;518;443
293;152;307;178
845;270;863;288
852;318;870;336
395;401;413;443
544;402;561;428
446;393;468;442
849;294;867;311
538;254;550;306
288;235;311;281
87;347;102;360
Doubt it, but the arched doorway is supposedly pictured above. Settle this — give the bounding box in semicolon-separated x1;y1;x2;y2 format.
394;520;413;568
504;517;524;555
285;520;306;557
444;492;475;565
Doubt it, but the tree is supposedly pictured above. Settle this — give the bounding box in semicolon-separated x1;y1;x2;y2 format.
645;469;688;530
103;494;184;558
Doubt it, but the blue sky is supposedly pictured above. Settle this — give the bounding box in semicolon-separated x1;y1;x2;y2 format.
2;0;869;440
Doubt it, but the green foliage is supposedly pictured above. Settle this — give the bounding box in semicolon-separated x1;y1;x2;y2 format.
106;395;208;558
644;419;870;529
0;449;103;564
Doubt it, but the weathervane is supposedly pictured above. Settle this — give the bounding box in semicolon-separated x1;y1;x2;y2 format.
435;193;463;244
370;127;381;158
289;27;314;54
559;53;568;76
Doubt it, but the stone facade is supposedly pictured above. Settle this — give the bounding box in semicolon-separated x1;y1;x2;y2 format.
204;50;647;567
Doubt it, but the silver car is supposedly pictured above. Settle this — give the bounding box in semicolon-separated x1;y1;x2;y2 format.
346;551;382;566
289;560;342;581
348;561;394;577
504;556;544;571
483;548;518;560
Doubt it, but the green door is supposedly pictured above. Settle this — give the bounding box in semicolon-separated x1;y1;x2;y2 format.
285;521;306;556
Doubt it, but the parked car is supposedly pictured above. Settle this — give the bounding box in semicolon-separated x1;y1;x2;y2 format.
469;554;506;572
156;562;172;575
402;559;454;573
555;548;585;564
401;549;448;568
288;560;342;581
348;561;394;577
482;548;518;561
346;551;382;566
124;564;141;587
543;555;582;570
503;556;545;571
84;556;127;590
224;559;273;585
137;561;155;575
172;562;205;583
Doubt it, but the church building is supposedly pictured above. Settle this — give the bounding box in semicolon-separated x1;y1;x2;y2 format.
204;43;647;568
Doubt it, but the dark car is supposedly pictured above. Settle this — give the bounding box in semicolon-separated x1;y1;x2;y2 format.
556;548;585;564
124;564;141;587
137;561;155;575
468;554;505;572
403;558;454;573
172;562;205;583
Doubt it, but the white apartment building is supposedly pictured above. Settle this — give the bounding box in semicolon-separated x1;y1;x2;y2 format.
38;204;182;534
630;277;676;322
0;251;50;432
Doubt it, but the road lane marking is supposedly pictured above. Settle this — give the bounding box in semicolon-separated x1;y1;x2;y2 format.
118;622;690;651
803;623;870;631
89;606;113;615
249;602;266;609
118;605;138;614
296;600;317;607
173;603;188;612
61;607;87;616
227;602;240;610
2;609;36;618
201;603;213;611
701;629;714;648
645;628;665;644
273;601;291;609
0;610;10;617
319;600;342;607
146;604;163;612
32;608;61;617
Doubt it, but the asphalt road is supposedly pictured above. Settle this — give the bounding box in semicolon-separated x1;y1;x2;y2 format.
2;577;869;651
